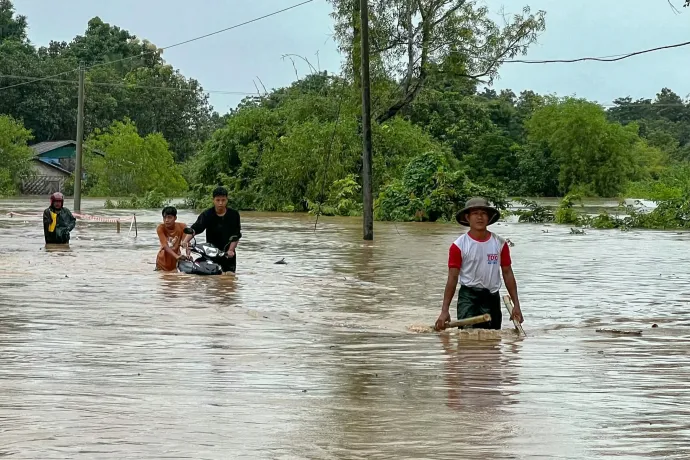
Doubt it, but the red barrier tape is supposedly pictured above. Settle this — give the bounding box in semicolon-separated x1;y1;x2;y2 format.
6;212;135;223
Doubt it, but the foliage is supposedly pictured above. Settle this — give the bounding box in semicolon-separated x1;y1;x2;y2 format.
84;119;188;197
0;114;34;196
526;99;665;197
512;199;554;223
329;0;546;123
625;163;690;201
104;190;170;209
307;174;362;217
554;193;583;225
375;151;507;222
182;174;255;211
186;76;446;214
0;1;215;161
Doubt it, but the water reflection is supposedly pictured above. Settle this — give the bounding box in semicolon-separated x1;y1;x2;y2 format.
439;332;520;413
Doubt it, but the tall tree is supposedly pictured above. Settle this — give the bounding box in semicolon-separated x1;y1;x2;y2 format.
0;0;27;42
526;98;659;196
330;0;546;123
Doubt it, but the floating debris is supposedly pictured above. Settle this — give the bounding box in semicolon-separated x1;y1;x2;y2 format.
274;258;287;265
595;328;642;336
570;228;586;235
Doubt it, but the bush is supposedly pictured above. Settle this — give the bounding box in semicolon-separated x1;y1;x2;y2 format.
375;151;508;222
554;193;583;225
308;174;362;217
512;199;555;223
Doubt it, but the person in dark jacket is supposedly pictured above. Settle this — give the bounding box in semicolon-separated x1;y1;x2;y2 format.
43;192;76;245
183;187;242;273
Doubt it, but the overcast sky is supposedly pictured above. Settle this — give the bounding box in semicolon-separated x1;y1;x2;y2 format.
13;0;690;112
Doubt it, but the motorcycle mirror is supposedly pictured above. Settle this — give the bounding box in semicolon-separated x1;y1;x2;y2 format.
183;227;194;235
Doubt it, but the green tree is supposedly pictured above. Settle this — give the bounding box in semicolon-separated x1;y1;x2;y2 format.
84;119;188;197
121;64;213;161
329;0;546;122
376;151;507;222
0;0;27;42
66;17;162;71
0;114;34;195
526;98;654;196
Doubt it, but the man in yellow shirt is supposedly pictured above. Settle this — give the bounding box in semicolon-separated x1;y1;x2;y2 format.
42;192;76;245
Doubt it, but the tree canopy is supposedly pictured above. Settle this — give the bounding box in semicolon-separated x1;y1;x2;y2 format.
1;0;690;228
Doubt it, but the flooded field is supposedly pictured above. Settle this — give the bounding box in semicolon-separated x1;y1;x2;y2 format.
1;197;690;459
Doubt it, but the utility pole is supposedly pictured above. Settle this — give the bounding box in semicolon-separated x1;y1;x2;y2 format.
74;62;85;212
360;0;374;241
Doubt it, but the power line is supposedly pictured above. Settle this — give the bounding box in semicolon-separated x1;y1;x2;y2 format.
504;40;690;64
86;0;316;72
0;69;79;91
0;74;255;95
0;0;316;92
3;72;687;108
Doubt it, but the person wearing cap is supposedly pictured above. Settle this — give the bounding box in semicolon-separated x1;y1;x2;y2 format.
435;197;523;331
43;192;76;245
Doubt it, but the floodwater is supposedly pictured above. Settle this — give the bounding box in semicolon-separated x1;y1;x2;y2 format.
1;197;690;459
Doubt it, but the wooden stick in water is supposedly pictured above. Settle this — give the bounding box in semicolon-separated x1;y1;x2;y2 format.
502;295;526;336
435;314;491;331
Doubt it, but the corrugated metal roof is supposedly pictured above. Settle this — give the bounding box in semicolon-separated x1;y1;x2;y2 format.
30;140;76;155
29;140;105;157
32;158;72;175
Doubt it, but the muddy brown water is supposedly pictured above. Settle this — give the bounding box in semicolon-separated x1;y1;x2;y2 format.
1;197;690;459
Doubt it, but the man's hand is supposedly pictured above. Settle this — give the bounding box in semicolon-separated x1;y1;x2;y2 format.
226;249;235;258
435;311;450;331
510;302;524;323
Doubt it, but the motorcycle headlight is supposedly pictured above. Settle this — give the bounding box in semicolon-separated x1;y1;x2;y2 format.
205;247;218;258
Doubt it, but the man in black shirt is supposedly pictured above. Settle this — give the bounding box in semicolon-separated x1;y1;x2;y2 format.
184;187;242;273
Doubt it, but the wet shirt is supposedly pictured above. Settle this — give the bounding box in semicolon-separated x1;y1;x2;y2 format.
43;206;76;244
190;207;242;252
156;222;186;271
448;232;511;293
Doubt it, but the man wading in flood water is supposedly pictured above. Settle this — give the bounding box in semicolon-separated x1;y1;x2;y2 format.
435;197;523;331
183;187;242;274
43;192;76;245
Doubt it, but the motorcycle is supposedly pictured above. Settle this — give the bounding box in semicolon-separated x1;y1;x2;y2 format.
176;227;238;276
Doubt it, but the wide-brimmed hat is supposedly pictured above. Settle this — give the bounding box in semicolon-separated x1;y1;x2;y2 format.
456;197;500;226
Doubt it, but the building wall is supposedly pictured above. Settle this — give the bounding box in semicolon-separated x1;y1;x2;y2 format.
21;161;70;195
37;146;77;173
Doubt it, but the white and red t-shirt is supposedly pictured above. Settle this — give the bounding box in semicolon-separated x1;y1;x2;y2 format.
448;232;511;293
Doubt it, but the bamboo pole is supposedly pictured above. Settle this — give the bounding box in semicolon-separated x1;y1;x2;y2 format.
502;295;526;336
434;314;491;331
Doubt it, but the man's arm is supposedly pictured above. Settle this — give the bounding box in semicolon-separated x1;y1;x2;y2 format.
183;212;206;245
65;209;76;231
157;226;182;261
436;268;459;330
501;265;523;323
499;243;523;323
42;209;51;237
436;243;462;330
227;211;241;255
441;268;460;313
